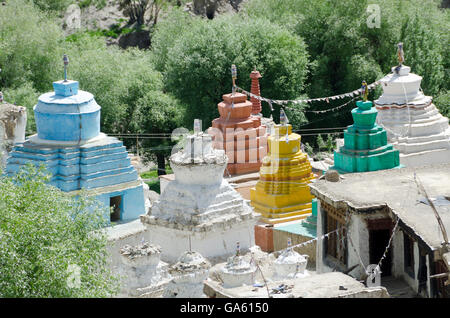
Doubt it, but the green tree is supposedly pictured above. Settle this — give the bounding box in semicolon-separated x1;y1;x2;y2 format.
0;164;119;297
316;134;326;152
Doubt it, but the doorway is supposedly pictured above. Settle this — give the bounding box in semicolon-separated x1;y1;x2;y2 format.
418;246;428;296
369;229;392;277
110;195;122;222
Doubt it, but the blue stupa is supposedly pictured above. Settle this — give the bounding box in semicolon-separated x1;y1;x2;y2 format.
6;55;146;223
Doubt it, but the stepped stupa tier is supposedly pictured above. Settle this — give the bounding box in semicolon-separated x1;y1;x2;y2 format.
250;123;316;224
375;65;450;167
6;59;146;222
141;123;259;262
332;98;401;173
210;92;268;175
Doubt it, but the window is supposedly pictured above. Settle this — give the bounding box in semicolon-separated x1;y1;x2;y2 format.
325;212;347;265
110;195;122;222
403;232;415;277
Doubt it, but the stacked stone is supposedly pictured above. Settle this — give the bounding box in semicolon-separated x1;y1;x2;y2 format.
375;65;450;167
210;92;268;175
250;124;316;224
332;99;401;173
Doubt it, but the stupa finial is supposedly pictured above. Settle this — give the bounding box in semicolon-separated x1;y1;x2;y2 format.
397;42;404;66
361;80;368;102
63;54;69;82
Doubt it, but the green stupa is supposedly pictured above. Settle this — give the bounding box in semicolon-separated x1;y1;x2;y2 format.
332;82;400;173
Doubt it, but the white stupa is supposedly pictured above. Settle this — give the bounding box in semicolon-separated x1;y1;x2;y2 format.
375;45;450;167
140;120;259;263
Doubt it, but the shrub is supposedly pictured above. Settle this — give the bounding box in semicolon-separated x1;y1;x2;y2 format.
2;82;39;133
434;90;450;118
32;0;73;12
316;134;326;151
0;164;119;297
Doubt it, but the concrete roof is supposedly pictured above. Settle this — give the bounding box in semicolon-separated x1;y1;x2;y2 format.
309;164;450;250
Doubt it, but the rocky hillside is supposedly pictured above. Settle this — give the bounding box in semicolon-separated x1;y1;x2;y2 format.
62;0;248;49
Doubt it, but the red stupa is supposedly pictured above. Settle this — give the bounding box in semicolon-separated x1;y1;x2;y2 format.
209;69;268;176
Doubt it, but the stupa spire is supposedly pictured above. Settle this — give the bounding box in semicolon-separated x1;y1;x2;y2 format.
250;68;262;115
280;108;289;126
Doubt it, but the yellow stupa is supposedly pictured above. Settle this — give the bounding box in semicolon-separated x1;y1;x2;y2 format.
250;115;315;224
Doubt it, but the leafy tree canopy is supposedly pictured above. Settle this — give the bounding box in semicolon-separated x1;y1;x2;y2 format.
0;165;119;297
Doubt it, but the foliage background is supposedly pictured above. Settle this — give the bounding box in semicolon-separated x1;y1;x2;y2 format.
0;0;448;151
